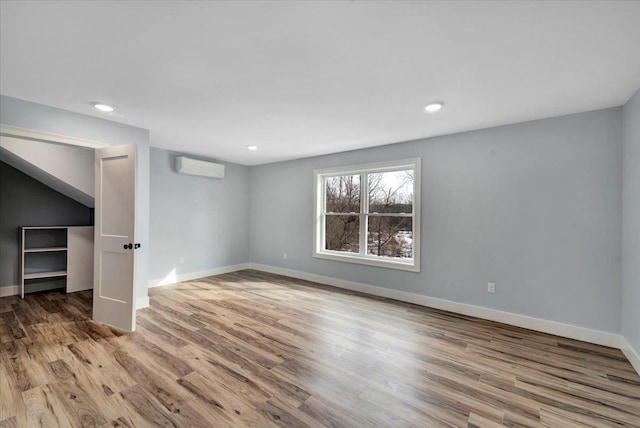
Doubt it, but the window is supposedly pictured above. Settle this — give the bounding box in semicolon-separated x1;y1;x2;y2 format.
313;158;420;271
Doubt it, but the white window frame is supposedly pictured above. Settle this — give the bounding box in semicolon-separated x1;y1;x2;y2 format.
313;158;421;272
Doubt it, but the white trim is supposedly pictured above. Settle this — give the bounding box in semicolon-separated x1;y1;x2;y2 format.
0;286;19;297
313;251;418;272
0;124;110;149
248;263;622;349
136;297;150;310
147;263;252;288
313;158;421;272
313;157;422;176
620;337;640;376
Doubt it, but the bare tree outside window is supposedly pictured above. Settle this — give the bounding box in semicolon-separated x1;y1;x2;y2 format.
326;175;360;213
323;170;413;258
325;215;360;252
325;175;360;252
315;159;420;271
367;170;413;258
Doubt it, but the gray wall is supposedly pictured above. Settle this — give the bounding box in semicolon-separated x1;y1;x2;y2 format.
149;148;250;280
622;89;640;355
0;161;93;286
250;108;623;333
0;95;150;300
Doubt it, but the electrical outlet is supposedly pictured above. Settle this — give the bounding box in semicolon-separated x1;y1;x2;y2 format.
488;282;495;293
179;256;185;264
283;253;288;260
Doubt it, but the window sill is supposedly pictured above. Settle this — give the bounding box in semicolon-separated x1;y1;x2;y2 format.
313;251;420;272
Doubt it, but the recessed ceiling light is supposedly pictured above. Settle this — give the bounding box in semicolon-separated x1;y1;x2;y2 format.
424;102;444;113
247;145;258;151
94;103;115;112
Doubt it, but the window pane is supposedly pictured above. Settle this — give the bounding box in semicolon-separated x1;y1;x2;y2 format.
367;216;412;258
326;175;360;213
368;170;413;214
325;215;360;253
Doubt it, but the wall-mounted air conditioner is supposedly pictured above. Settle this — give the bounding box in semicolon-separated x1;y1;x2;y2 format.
175;156;225;179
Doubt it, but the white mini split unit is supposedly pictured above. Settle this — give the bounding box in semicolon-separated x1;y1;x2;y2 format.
175;156;225;179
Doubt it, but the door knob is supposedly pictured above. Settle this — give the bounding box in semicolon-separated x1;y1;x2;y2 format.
123;243;133;250
134;243;141;249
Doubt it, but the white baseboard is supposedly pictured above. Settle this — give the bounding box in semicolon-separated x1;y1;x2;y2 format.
0;285;19;297
136;296;150;310
620;337;640;375
147;263;252;288
248;263;622;349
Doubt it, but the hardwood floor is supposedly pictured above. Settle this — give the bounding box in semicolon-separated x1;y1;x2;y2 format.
1;269;639;427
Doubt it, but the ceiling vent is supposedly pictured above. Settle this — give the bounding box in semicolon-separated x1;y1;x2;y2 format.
175;156;225;179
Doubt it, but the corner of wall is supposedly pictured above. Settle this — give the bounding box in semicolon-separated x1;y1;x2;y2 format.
621;88;640;372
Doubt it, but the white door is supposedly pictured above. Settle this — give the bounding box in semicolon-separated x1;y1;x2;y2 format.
93;144;137;332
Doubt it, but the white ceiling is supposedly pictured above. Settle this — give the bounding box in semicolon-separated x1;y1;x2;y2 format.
1;1;639;166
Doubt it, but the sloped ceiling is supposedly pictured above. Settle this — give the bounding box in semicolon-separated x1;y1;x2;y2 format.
0;137;94;207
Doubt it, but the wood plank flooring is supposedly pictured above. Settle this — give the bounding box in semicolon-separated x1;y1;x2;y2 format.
1;269;639;427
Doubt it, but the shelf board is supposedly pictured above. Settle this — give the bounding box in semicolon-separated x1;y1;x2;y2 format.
22;226;69;230
24;270;67;280
24;247;68;253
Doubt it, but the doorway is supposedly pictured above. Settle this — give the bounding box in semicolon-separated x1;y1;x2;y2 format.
0;129;139;332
